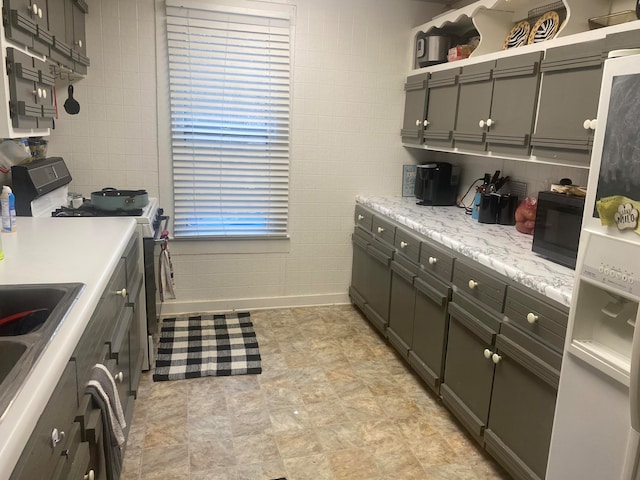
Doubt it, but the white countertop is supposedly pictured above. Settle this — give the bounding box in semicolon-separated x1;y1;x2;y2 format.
357;195;576;307
0;216;136;479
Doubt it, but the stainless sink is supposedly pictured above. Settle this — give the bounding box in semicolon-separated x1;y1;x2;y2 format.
0;283;84;419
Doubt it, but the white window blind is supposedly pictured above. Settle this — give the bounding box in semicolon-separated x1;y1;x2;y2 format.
165;1;291;238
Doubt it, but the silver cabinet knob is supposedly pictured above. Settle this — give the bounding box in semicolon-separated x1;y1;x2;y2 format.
527;312;539;324
115;371;124;383
468;280;478;289
428;256;437;265
492;353;502;364
483;348;493;359
116;288;127;298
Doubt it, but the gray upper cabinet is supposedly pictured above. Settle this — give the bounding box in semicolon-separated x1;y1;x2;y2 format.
423;68;460;148
530;40;605;164
401;73;428;144
486;52;543;156
454;53;543;155
453;61;494;152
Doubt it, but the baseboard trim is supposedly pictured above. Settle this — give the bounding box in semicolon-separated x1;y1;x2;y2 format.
159;292;351;317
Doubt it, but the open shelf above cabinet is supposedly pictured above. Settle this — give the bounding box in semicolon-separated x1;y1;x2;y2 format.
411;0;639;69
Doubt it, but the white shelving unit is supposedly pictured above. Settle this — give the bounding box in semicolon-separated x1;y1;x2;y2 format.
409;0;640;72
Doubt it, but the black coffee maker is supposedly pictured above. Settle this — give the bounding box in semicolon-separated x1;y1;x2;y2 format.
414;162;460;206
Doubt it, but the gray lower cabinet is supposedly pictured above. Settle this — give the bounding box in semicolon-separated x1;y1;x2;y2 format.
11;232;142;480
423;68;460;148
530;40;604;164
408;268;451;393
401;73;429;144
349;208;395;336
441;290;502;443
387;227;422;356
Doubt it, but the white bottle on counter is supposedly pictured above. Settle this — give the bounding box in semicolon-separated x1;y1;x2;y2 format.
1;186;16;233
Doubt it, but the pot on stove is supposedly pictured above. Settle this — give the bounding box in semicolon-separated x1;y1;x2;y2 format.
91;188;149;211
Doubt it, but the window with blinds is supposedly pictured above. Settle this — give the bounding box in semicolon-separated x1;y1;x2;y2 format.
165;1;291;238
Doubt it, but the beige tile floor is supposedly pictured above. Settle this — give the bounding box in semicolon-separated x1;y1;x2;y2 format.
121;305;512;480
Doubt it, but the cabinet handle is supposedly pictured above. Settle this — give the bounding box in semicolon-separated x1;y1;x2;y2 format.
468;280;478;289
492;353;502;364
76;40;83;48
42;89;47;99
415;119;421;126
400;241;408;248
423;120;430;127
486;118;494;127
116;288;127;298
84;470;95;480
51;428;65;448
583;119;597;130
38;7;42;18
31;3;38;14
33;88;43;98
479;119;485;128
357;214;364;221
428;256;437;265
377;227;384;234
526;312;539;324
115;371;124;383
483;348;493;359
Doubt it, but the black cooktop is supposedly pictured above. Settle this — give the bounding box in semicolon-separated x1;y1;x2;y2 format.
52;201;143;217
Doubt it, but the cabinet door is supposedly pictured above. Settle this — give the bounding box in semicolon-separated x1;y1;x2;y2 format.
10;361;79;479
485;324;561;480
531;40;605;164
486;52;543;156
4;0;37;49
47;0;74;69
424;68;460;148
441;293;500;443
401;73;429;144
6;48;40;129
408;270;451;393
453;61;494;152
388;257;418;359
107;306;135;422
70;0;90;73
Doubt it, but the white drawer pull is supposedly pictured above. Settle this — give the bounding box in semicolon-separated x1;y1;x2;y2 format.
51;428;65;448
423;120;430;127
486;118;494;127
400;241;408;248
116;288;127;298
483;348;493;359
428;256;437;265
468;280;478;289
415;119;421;126
115;371;124;383
377;227;384;234
357;214;364;221
492;353;502;364
527;313;539;324
84;470;95;480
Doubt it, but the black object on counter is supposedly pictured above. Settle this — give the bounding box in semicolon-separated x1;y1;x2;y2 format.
414;162;461;206
478;193;499;223
498;195;519;225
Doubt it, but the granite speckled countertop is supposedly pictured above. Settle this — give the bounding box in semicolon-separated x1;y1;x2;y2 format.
356;195;576;308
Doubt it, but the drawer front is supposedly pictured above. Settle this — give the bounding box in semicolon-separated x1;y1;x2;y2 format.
394;228;421;263
453;260;507;313
371;215;396;246
504;287;568;351
354;205;373;231
420;240;455;282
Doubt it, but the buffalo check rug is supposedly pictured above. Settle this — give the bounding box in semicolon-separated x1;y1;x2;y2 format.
152;311;262;382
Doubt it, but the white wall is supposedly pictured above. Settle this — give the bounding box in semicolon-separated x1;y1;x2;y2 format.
46;0;445;313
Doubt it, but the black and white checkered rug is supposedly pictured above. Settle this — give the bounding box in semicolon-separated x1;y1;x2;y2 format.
152;311;262;382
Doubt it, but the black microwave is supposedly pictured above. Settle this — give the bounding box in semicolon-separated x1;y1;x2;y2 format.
532;191;585;269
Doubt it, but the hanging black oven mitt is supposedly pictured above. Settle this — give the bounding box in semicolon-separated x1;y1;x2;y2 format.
64;85;80;115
